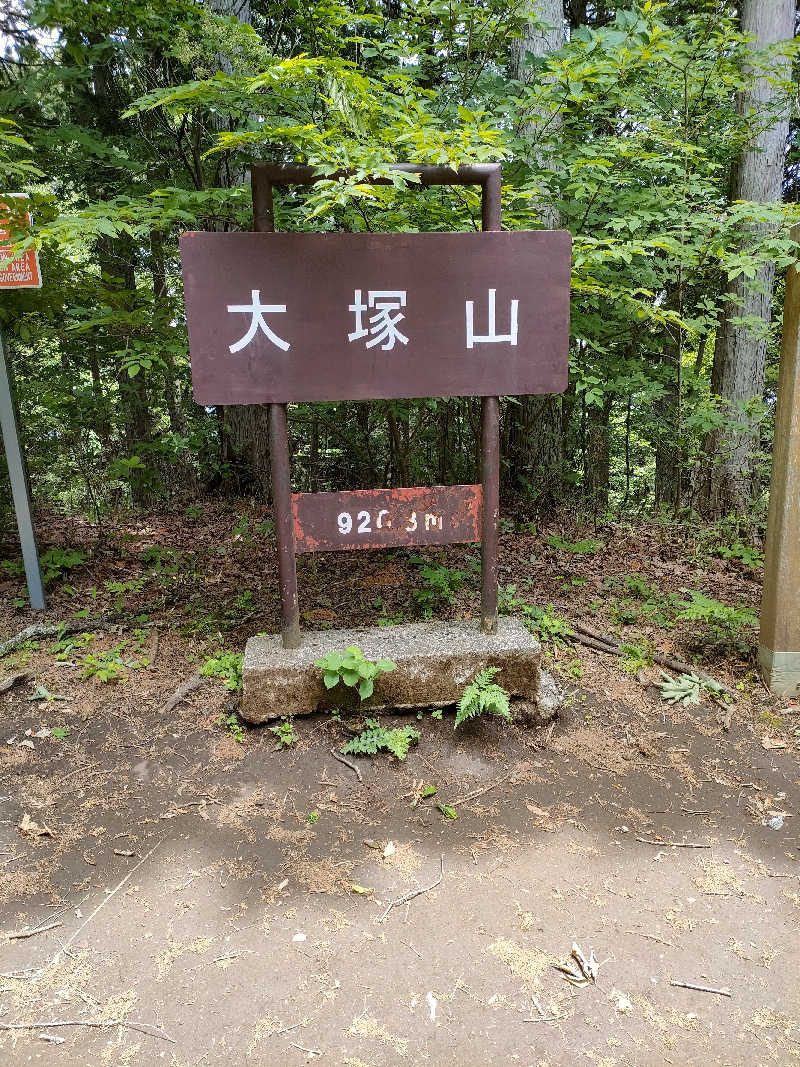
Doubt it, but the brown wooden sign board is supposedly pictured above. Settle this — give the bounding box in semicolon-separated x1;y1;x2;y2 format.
292;484;482;553
179;230;571;405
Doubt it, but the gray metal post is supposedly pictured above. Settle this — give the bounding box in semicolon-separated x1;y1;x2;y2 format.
0;330;45;610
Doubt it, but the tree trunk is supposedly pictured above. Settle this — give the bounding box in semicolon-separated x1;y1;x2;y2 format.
504;1;567;509
584;395;612;517
702;0;794;518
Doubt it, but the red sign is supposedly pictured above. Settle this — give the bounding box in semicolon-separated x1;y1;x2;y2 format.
292;484;482;553
180;230;570;404
0;196;41;290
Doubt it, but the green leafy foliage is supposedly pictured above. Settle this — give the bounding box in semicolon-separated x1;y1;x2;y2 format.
437;804;458;820
546;535;603;555
81;644;144;683
341;718;420;760
200;651;243;690
714;542;764;569
455;668;511;729
410;559;468;617
675;592;758;649
315;646;396;701
218;712;244;742
270;719;296;748
522;606;575;649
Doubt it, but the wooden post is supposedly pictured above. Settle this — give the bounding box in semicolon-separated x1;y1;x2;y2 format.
251;168;301;649
759;223;800;697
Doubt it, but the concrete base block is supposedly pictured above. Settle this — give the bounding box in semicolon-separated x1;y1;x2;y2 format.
759;645;800;698
241;617;556;725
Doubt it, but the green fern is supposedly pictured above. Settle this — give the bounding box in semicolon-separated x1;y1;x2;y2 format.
341;718;420;760
455;667;511;729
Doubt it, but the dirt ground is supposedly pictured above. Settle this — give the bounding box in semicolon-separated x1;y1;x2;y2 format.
1;507;799;1066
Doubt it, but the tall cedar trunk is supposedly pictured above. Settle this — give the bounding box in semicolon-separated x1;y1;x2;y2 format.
504;0;567;508
584;395;612;517
208;0;273;496
150;229;185;438
701;0;794;518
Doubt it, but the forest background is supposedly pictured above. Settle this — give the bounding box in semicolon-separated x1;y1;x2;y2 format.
1;0;798;540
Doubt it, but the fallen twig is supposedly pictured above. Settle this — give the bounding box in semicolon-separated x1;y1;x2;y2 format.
289;1042;321;1055
147;628;160;668
670;980;731;997
0;1019;175;1042
635;837;711;849
568;619;734;696
159;675;203;715
378;854;444;923
0;619;110;660
53;839;163;965
7;920;62;940
330;747;362;782
449;770;514;807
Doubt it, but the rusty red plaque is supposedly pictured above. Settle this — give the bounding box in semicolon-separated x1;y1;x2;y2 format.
292;485;482;553
180;230;570;404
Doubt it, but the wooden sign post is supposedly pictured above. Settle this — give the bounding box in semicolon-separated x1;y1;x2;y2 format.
760;223;800;697
180;163;571;649
0;196;45;611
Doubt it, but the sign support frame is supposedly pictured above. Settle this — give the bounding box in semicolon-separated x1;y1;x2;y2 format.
0;330;45;611
250;162;504;650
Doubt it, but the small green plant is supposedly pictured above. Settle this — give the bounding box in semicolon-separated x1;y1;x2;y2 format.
675;591;758;649
455;667;511;729
341;718;420;760
410;784;438;809
546;534;602;555
713;541;763;569
40;547;88;585
437;803;458;820
218;711;244;742
431;708;443;720
51;631;95;661
658;671;728;706
103;578;146;611
27;685;69;702
270;719;296;748
559;658;584;680
306;810;320;826
50;727;70;741
410;558;467;617
619;640;653;674
200;651;244;691
523;605;575;648
315;646;396;701
81;645;135;683
658;672;702;705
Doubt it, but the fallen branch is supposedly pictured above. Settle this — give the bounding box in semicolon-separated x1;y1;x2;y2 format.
569;620;734;696
289;1042;321;1056
7;920;62;940
159;675;203;715
0;1019;175;1042
0;619;110;660
378;854;444;923
53;839;162;965
670;980;731;997
635;837;711;849
330;748;362;782
449;770;514;807
147;628;160;668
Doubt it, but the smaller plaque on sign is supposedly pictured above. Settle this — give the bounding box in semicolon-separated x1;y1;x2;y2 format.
292;485;482;554
0;196;41;290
